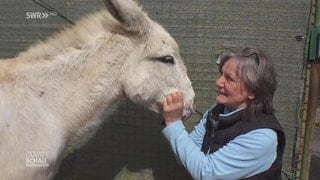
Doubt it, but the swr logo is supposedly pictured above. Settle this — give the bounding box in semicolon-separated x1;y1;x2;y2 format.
26;12;56;19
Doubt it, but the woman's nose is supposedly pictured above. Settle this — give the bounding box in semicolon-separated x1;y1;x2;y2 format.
215;76;223;87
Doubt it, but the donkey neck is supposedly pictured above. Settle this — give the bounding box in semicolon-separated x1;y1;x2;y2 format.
6;35;128;132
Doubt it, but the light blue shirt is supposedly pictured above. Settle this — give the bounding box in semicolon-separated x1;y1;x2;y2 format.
162;108;277;180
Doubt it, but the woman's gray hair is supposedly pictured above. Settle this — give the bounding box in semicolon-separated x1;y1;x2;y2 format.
218;47;277;121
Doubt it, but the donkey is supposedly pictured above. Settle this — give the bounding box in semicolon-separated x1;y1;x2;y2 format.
0;0;195;179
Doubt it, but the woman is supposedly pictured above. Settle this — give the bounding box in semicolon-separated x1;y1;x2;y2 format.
162;47;286;179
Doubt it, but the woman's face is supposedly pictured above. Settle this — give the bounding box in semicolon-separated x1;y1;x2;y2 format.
215;58;255;111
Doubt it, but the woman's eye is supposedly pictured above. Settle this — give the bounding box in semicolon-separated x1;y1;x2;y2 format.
225;75;235;82
156;55;174;64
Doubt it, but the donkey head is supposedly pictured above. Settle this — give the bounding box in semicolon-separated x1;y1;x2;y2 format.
104;0;195;117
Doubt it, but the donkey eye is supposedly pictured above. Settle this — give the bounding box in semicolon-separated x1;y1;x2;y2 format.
156;55;175;64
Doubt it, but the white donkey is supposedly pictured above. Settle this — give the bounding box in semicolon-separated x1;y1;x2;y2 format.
0;0;195;179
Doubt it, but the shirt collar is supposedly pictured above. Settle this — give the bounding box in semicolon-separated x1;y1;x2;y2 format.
220;107;245;118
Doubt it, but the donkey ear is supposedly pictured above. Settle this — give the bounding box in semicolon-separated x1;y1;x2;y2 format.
104;0;149;34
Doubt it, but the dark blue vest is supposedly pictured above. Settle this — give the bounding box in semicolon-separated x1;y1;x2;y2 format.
201;104;286;179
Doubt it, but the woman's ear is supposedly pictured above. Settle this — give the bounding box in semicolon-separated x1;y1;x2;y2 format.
248;93;255;100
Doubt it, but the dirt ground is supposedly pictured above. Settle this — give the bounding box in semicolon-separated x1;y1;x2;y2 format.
310;126;320;180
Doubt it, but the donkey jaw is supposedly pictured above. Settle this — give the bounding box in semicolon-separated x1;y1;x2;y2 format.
147;102;195;119
146;97;195;120
181;102;196;121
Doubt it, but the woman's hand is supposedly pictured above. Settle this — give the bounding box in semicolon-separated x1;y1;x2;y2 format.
162;92;184;126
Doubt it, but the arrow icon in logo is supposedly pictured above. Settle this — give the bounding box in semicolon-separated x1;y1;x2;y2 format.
42;12;49;19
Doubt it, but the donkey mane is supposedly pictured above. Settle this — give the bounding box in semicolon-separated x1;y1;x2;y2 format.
18;9;118;60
